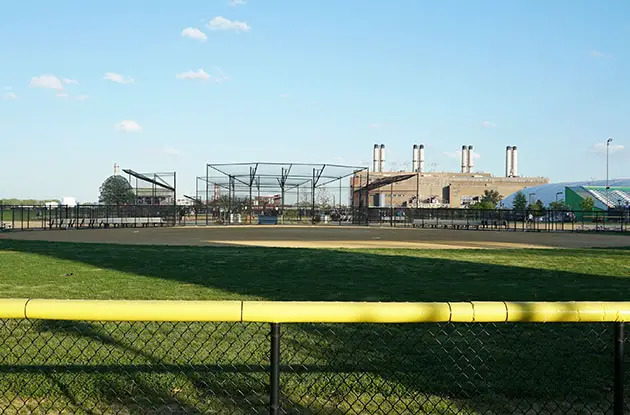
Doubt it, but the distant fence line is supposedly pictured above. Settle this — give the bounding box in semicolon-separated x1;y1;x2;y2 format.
1;204;629;232
0;300;627;414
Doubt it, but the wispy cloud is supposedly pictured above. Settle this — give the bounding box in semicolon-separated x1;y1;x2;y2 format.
56;92;68;98
228;0;246;5
591;141;624;154
181;27;207;41
176;69;210;81
74;94;88;101
208;16;250;32
30;74;64;90
3;92;17;100
481;120;496;128
115;120;142;132
176;68;229;83
104;72;135;84
590;49;612;58
62;78;79;85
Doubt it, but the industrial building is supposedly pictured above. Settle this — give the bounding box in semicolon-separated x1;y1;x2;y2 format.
352;144;549;208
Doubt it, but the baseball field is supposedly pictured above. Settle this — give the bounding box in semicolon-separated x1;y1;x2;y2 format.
0;226;628;413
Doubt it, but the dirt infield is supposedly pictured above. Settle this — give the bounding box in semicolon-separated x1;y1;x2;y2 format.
2;225;629;249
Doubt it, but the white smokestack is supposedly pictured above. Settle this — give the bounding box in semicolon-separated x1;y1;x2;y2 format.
467;145;474;173
419;144;425;173
379;144;385;172
412;144;419;172
461;145;468;173
511;146;518;177
506;146;513;177
372;144;379;172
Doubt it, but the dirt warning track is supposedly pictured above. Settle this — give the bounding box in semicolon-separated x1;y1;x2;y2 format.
3;226;629;249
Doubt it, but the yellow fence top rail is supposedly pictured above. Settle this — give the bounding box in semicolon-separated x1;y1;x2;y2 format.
1;300;629;323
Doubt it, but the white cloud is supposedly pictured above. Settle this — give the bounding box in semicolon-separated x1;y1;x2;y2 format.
590;49;612;58
56;92;69;98
229;0;246;5
444;150;481;160
3;92;17;100
181;27;208;41
176;69;210;80
176;68;229;83
208;16;250;32
74;94;89;101
481;120;496;128
115;120;142;132
591;141;624;154
30;74;64;90
62;78;79;85
104;72;135;84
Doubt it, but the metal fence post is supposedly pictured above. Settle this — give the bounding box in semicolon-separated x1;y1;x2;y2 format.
270;323;281;415
614;322;625;415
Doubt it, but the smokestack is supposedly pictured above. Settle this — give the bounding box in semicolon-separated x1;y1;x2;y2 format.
511;146;518;177
379;144;385;172
505;146;513;177
461;145;468;173
419;144;425;173
412;144;419;172
467;145;474;173
372;144;379;172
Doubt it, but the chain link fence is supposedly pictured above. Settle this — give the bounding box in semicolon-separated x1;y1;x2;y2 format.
0;319;627;414
4;204;628;233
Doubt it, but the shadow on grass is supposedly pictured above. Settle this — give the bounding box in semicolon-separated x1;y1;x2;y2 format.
1;240;629;413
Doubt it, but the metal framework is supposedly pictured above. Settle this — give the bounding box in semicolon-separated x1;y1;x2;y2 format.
123;169;177;224
195;162;368;224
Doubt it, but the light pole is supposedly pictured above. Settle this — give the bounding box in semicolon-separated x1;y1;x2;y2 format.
555;192;562;204
529;193;536;206
606;138;613;210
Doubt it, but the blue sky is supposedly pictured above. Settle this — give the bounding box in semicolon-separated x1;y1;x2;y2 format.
1;0;628;201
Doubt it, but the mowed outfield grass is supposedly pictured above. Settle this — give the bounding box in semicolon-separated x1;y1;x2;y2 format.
0;239;629;414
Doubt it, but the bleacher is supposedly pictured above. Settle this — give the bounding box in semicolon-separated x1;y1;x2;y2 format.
585;187;630;208
47;217;166;229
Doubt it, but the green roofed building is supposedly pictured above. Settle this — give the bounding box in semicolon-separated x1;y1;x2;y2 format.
565;185;630;212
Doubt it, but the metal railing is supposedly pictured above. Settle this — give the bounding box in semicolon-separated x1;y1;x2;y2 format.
0;300;628;414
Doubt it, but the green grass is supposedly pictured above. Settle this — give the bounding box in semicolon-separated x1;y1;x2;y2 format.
0;239;629;414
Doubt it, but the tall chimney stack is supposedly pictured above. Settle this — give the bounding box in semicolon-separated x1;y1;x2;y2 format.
372;144;379;172
461;145;468;173
467;145;474;173
412;144;419;172
511;146;518;177
418;144;425;173
379;144;385;172
505;146;513;177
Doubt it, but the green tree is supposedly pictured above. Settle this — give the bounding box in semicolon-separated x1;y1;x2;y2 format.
579;196;595;211
480;189;502;207
548;200;568;210
512;191;527;210
99;176;136;205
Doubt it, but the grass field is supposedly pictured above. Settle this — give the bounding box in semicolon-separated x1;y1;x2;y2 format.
0;239;629;414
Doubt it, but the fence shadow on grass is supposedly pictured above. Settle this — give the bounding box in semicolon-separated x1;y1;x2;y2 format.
1;240;629;413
